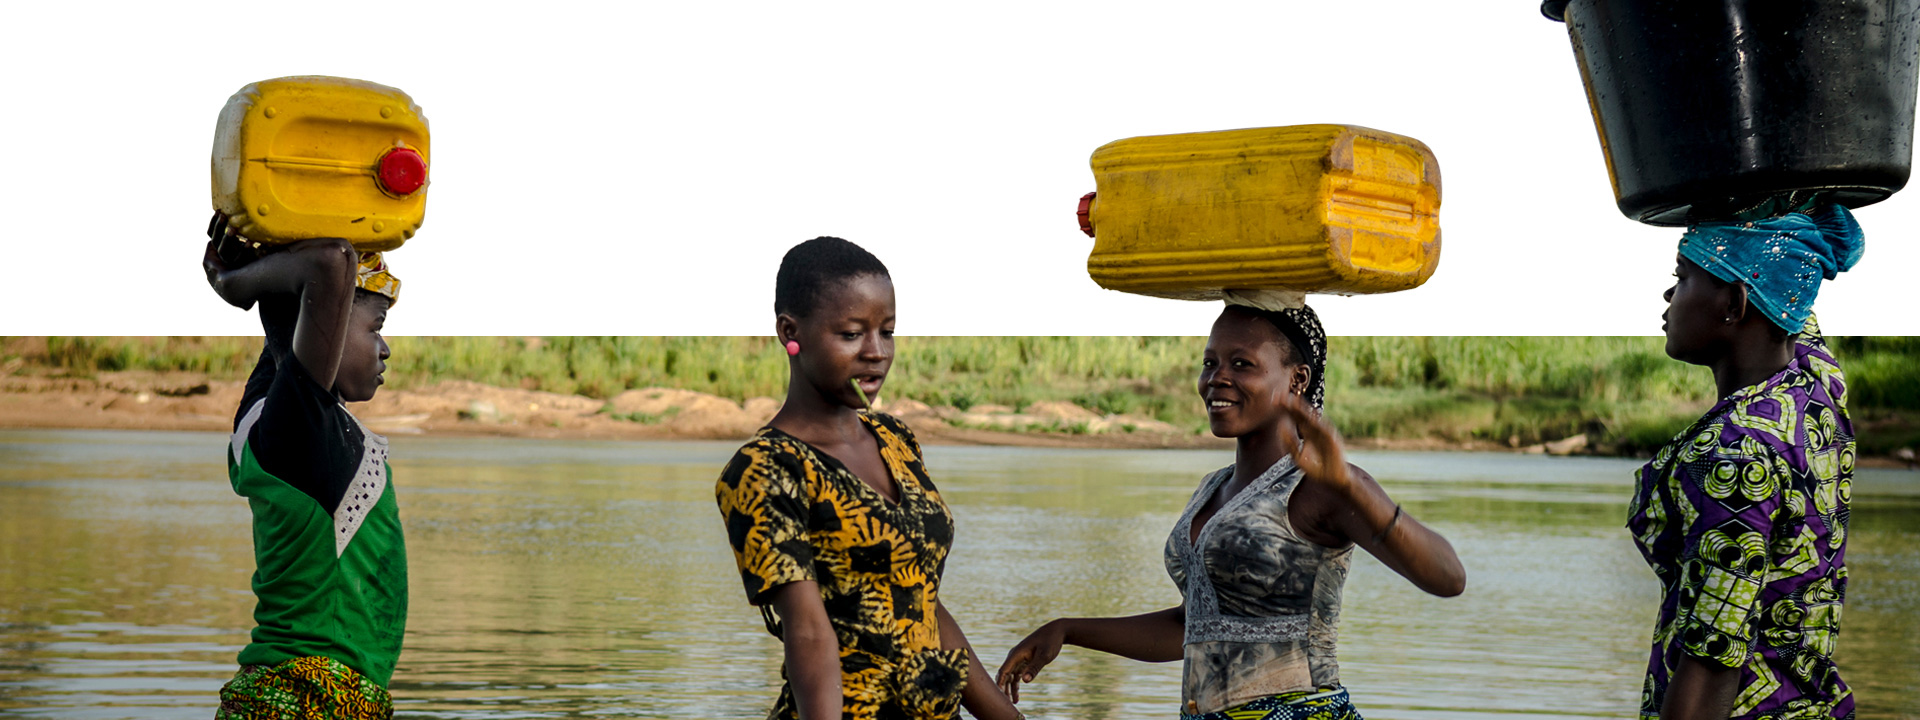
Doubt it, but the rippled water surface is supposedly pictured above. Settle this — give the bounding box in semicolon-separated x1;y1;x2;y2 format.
2;429;1916;719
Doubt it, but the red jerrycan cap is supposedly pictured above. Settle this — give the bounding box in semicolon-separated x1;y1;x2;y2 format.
376;147;428;196
1077;192;1096;237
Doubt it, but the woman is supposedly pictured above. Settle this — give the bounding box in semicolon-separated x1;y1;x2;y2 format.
996;302;1465;720
715;237;1021;720
1633;205;1862;720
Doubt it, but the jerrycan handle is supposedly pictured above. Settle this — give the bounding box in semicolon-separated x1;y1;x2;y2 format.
1077;192;1096;237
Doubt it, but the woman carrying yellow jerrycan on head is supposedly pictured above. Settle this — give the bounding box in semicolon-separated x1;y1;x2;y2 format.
996;302;1466;720
997;124;1464;720
205;75;429;720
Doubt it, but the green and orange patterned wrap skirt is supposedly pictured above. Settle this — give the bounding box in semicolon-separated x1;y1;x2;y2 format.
216;656;392;720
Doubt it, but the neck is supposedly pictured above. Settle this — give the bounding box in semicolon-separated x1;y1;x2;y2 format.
1233;422;1293;484
776;372;864;441
1710;329;1795;399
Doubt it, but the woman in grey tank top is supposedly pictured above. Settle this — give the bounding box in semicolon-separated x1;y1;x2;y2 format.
996;304;1467;720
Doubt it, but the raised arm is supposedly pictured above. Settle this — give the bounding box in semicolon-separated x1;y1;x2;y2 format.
995;605;1184;703
1278;394;1466;597
203;213;358;389
768;581;844;720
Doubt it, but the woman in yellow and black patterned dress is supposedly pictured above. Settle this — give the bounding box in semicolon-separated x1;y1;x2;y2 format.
716;237;1021;720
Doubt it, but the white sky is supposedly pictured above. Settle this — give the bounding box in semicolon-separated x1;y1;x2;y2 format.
4;1;1915;337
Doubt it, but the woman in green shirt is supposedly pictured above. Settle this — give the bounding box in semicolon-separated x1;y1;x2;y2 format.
203;214;408;720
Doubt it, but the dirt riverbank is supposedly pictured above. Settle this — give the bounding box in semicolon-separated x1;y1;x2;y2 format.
0;369;1212;448
0;368;1474;452
3;367;1913;467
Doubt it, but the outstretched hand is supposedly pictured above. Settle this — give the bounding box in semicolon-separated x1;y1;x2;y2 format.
1274;392;1353;497
995;621;1067;704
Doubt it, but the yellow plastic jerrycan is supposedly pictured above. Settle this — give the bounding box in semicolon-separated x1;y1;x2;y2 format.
212;76;430;251
1081;124;1440;304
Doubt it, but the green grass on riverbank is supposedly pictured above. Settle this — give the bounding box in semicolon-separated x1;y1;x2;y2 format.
8;336;1918;454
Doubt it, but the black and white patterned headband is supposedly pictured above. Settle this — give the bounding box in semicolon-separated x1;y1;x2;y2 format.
1235;303;1327;412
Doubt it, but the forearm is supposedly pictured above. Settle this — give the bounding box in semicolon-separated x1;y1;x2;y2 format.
1660;654;1739;720
1058;606;1185;663
1372;513;1466;597
1339;473;1465;597
214;239;355;307
936;603;1020;720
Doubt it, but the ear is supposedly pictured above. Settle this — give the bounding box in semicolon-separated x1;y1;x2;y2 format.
1291;363;1313;397
775;313;800;344
1726;282;1751;324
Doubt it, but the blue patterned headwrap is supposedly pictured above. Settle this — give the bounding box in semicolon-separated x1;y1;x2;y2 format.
1677;204;1865;332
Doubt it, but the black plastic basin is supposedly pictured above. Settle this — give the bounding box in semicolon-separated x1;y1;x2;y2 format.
1543;0;1920;225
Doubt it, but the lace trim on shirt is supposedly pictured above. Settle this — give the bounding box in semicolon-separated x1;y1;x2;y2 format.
1185;613;1311;644
334;408;391;557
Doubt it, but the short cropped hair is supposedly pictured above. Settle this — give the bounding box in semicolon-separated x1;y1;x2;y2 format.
774;237;890;318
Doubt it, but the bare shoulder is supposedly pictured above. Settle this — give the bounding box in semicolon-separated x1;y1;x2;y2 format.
1300;462;1381;501
1347;462;1378;485
1346;463;1392;499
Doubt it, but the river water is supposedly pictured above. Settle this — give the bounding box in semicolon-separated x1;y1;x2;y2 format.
1;429;1915;719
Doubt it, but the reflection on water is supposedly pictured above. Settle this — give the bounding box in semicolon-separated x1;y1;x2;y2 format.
1;430;1915;719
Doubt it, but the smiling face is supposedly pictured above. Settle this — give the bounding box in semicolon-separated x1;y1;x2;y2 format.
782;274;895;411
1200;307;1311;439
1662;255;1738;365
333;291;391;403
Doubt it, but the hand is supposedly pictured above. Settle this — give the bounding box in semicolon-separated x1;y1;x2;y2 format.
1275;392;1353;497
205;212;272;305
204;212;257;309
996;620;1067;704
201;216;351;312
204;213;230;287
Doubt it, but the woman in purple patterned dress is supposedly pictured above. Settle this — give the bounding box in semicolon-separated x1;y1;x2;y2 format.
1634;204;1864;720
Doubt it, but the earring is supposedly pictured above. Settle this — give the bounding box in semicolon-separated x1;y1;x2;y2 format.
1723;316;1733;324
785;340;800;356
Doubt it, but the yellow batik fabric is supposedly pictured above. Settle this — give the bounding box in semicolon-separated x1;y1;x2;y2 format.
716;412;968;720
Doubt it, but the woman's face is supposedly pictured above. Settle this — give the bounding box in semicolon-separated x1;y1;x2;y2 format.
1662;256;1736;364
1200;308;1307;439
786;274;895;411
334;293;390;403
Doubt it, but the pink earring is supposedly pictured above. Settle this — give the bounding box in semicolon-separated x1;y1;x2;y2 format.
785;340;801;356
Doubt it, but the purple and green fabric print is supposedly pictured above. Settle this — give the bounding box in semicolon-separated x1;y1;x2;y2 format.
1628;320;1854;720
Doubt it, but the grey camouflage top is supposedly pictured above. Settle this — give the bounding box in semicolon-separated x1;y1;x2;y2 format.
1165;456;1351;714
